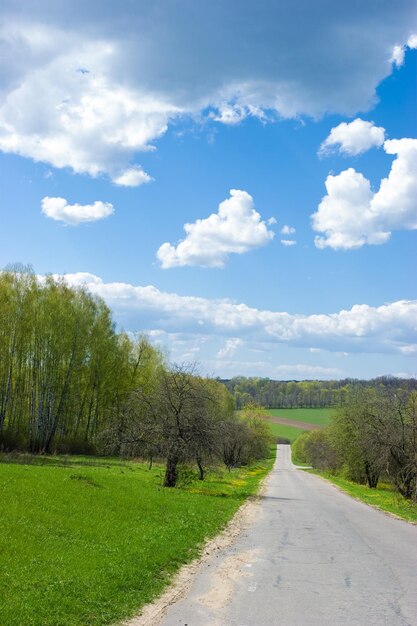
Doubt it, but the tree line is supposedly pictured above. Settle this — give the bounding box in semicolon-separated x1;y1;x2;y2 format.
0;269;271;486
293;388;417;501
223;376;417;409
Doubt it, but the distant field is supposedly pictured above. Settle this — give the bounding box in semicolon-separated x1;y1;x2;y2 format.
267;422;307;443
0;452;274;626
266;408;334;426
263;408;334;443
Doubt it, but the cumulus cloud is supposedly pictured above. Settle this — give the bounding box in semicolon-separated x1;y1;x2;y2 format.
281;225;296;235
50;272;417;356
41;197;113;225
319;118;385;156
0;3;415;178
390;34;417;67
0;26;179;182
112;167;153;187
157;189;275;268
281;239;296;247
312;138;417;249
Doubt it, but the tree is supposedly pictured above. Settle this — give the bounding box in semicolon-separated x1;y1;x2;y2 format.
329;390;387;487
114;364;235;487
240;403;272;462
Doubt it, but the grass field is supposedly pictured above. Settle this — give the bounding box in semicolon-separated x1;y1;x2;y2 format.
266;407;334;426
0;451;275;626
264;408;334;442
312;471;417;523
267;422;307;443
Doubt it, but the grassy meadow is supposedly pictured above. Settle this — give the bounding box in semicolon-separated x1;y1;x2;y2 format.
266;407;334;426
0;451;275;626
264;407;334;442
267;422;306;443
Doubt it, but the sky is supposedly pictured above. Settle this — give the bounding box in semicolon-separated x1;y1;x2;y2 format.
1;0;416;380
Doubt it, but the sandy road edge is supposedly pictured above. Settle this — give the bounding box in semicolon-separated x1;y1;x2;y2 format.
119;469;272;626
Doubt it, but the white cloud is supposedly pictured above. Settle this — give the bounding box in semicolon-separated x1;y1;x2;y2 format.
319;118;385;156
50;272;417;356
0;6;415;178
157;189;275;268
208;359;343;380
281;239;296;247
212;102;266;125
217;338;243;359
41;197;113;225
0;26;179;182
281;225;296;235
312;138;417;249
391;33;417;67
113;167;153;187
391;45;405;67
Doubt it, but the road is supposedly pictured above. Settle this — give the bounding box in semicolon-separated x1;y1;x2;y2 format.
160;445;417;626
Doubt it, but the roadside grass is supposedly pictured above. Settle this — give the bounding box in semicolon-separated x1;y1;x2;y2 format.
266;407;334;426
0;449;275;626
311;471;417;523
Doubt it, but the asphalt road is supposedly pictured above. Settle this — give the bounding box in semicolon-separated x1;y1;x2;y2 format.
161;445;417;626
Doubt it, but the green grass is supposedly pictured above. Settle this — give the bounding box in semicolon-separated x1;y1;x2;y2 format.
266;408;334;426
267;422;307;443
312;471;417;523
0;451;275;626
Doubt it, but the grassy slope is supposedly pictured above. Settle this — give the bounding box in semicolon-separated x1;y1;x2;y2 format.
267;422;306;443
266;408;334;426
0;451;275;626
264;408;334;442
311;471;417;523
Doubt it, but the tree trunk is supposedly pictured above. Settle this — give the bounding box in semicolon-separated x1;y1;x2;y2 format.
365;462;379;489
196;454;205;481
164;453;179;487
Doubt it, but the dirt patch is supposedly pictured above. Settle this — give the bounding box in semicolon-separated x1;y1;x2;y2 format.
122;478;268;626
198;548;259;610
269;416;320;430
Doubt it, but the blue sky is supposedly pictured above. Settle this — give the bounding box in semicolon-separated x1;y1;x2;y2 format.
1;0;416;380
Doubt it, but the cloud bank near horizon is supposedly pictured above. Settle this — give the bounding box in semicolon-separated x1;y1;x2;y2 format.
48;272;417;357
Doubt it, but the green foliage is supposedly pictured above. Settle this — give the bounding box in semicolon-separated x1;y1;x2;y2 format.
301;389;417;500
296;429;338;471
224;376;417;409
239;403;273;461
0;452;274;626
328;390;387;487
0;269;163;454
291;431;310;463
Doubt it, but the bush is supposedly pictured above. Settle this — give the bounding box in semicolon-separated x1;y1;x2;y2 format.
300;429;338;471
0;429;28;452
53;437;97;456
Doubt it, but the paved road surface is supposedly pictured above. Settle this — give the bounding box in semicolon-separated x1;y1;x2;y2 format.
161;445;417;626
